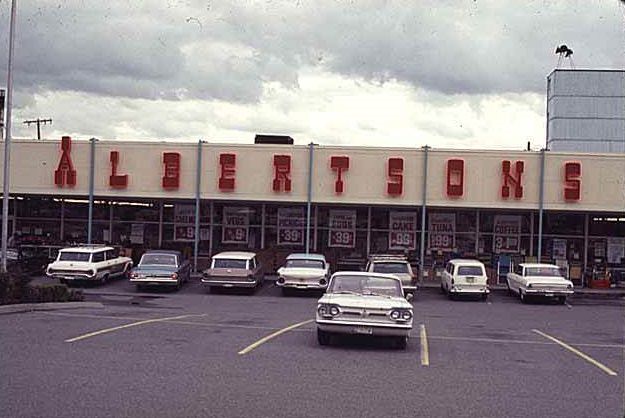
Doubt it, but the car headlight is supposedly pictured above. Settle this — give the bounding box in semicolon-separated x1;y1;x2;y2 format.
527;283;532;288
317;304;339;318
567;284;573;289
401;310;413;320
329;305;339;316
390;310;401;320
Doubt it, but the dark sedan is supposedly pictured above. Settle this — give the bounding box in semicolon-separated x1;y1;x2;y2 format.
129;250;191;291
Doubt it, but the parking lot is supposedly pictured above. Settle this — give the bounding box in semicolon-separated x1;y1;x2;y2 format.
1;277;624;418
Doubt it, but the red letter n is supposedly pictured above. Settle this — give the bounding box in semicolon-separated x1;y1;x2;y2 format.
564;162;581;201
446;159;464;197
109;151;128;189
162;152;180;189
219;153;236;191
330;156;349;194
501;160;524;199
387;157;403;196
54;136;77;187
273;155;291;192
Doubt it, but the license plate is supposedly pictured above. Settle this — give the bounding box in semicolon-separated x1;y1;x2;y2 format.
223;284;233;288
64;276;74;280
353;326;373;335
466;277;475;283
545;293;554;297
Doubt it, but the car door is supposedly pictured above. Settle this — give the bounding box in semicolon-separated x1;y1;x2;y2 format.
510;264;522;292
442;262;451;290
251;256;262;284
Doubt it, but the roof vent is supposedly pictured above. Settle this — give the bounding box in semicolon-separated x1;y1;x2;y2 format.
254;134;294;145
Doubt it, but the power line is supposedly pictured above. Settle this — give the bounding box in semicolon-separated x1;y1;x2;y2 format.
23;118;52;140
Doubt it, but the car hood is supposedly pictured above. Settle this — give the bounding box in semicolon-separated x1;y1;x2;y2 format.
279;267;326;278
133;265;177;275
526;276;573;286
319;293;412;310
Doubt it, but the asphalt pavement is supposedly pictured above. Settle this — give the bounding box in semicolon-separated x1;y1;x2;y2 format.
0;276;623;418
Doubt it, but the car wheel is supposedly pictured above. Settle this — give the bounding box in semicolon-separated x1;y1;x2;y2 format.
394;336;408;350
317;329;331;346
481;293;488;302
448;291;455;301
176;280;182;291
100;274;108;285
59;278;67;285
136;284;143;292
440;284;445;294
520;290;527;304
557;296;567;305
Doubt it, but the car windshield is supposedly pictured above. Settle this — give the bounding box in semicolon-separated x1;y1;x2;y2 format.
285;259;325;269
140;254;177;266
213;259;248;269
457;266;484;276
58;252;91;262
525;267;562;277
372;262;409;274
328;275;402;297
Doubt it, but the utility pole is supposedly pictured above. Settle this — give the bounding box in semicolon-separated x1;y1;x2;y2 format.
23;118;52;140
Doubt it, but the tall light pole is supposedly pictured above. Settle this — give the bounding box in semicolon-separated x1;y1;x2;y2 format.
2;0;18;273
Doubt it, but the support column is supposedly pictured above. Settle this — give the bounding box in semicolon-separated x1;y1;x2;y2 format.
87;137;96;244
583;213;589;288
261;204;266;249
306;142;314;254
11;197;17;235
419;146;430;281
158;201;163;248
366;206;372;256
60;199;65;242
537;149;546;262
208;201;214;256
529;211;535;257
193;140;203;272
475;209;480;256
313;205;318;252
108;201;113;244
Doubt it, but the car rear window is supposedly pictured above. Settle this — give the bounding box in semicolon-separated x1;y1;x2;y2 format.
457;266;484;276
372;262;409;274
525;267;562;277
213;259;247;269
285;259;325;269
140;254;177;266
59;252;91;262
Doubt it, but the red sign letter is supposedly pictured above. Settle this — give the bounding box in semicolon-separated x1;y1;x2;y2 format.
219;153;236;191
501;160;524;199
54;136;77;187
387;157;403;196
330;156;349;194
109;151;128;189
162;152;180;189
564;161;581;201
273;155;292;192
446;159;464;197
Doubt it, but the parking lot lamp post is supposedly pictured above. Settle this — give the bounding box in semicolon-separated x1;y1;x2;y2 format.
87;138;96;244
193;140;203;272
537;148;546;262
419;145;430;282
1;0;18;273
305;142;314;254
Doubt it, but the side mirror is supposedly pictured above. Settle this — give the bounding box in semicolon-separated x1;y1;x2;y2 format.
405;293;414;302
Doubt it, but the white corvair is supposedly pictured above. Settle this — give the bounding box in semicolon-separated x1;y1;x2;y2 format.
316;272;413;349
506;263;574;304
276;253;330;294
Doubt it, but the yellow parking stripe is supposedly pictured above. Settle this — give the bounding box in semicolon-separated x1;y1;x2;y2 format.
65;314;206;343
238;319;313;355
532;329;618;376
420;324;430;366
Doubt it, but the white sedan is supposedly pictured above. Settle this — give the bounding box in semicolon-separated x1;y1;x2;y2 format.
276;253;330;294
507;263;574;304
316;272;413;349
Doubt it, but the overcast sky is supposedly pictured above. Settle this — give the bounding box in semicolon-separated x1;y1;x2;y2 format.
0;0;623;149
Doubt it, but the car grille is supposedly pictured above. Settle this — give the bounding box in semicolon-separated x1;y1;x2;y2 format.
338;308;391;324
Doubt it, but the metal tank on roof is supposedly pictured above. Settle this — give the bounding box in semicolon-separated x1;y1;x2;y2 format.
546;69;625;153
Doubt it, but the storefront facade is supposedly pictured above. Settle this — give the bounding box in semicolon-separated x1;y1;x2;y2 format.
3;137;625;286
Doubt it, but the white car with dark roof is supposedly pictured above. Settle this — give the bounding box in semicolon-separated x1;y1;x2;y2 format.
276;253;330;294
46;246;133;284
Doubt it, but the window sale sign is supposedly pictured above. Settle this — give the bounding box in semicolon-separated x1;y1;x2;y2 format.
277;208;305;246
428;213;456;251
222;207;249;244
328;210;356;248
493;215;521;253
174;204;195;242
389;211;417;250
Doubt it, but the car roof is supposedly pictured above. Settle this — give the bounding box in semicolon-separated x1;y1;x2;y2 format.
286;253;326;261
519;263;559;268
212;251;256;260
330;271;402;282
449;259;485;266
142;250;181;257
60;246;112;253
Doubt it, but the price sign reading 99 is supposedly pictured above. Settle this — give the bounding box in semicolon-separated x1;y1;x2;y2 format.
222;207;249;244
389;211;417;250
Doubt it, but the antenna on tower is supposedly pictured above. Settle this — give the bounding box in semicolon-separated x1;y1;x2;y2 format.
555;45;575;69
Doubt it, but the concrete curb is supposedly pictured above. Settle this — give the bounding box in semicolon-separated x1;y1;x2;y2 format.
0;302;105;316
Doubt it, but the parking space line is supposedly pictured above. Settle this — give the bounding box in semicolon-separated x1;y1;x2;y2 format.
428;335;625;349
238;319;313;355
420;324;430;366
65;314;206;343
532;329;618;376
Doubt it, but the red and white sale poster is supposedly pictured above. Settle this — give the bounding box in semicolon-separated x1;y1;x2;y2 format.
428;213;456;251
328;210;356;248
277;208;305;246
222;207;249;244
493;215;521;253
389;211;417;250
174;204;195;242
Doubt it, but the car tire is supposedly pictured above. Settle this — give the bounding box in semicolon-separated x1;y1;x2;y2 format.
136;284;143;292
557;296;567;305
394;336;408;350
100;274;108;285
448;291;455;301
440;284;445;294
281;287;291;297
317;329;331;346
520;290;527;304
507;280;513;296
481;293;488;302
59;278;67;285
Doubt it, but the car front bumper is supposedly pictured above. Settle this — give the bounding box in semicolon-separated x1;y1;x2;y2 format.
276;278;327;290
316;319;412;337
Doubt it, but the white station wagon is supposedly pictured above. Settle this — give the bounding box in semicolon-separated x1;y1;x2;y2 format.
441;259;490;300
276;253;330;294
507;263;574;304
316;272;413;349
46;246;133;285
